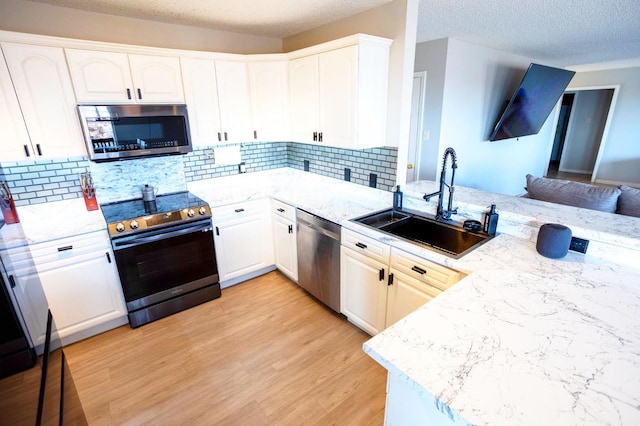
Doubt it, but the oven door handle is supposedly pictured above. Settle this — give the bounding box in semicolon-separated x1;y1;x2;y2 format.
112;222;213;250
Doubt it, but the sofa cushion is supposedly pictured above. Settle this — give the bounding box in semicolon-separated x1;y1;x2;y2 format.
616;185;640;217
525;174;621;213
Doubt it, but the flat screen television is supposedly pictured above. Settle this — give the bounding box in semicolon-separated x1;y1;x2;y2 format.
489;63;575;141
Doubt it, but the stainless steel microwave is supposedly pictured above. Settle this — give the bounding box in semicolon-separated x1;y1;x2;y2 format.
77;104;192;162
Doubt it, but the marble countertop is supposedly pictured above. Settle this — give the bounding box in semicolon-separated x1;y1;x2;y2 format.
0;198;107;250
3;168;639;424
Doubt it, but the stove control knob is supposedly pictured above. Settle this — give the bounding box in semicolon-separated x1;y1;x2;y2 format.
115;223;125;233
198;207;207;216
187;209;195;217
130;220;139;229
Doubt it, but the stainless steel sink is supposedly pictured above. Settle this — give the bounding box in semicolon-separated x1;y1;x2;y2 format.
352;208;493;258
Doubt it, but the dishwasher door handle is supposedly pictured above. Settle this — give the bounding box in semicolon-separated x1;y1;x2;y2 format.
298;221;339;241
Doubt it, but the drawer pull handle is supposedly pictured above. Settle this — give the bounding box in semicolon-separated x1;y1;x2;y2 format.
288;224;293;234
355;242;367;249
379;268;385;281
412;265;427;275
388;273;394;286
234;208;245;213
57;245;73;252
277;208;285;213
106;252;112;263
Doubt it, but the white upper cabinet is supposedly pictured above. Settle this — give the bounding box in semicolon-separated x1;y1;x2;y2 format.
1;42;86;160
180;57;254;145
214;60;254;143
65;49;184;103
180;57;223;147
0;53;31;161
288;55;319;143
288;35;392;149
318;46;358;147
248;60;290;141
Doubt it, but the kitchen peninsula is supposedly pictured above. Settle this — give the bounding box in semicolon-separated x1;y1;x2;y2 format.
190;169;640;425
2;168;639;425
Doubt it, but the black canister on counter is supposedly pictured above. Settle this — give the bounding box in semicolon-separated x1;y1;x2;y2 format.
393;185;403;209
483;204;498;236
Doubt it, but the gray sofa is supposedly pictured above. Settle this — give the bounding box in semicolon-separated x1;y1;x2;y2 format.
525;174;640;218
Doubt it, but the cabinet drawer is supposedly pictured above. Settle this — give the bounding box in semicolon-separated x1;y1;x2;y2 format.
211;198;268;223
390;248;461;291
1;230;111;269
272;199;296;221
342;228;390;264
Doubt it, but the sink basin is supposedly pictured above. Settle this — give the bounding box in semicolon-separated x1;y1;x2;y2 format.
353;208;493;258
355;209;410;228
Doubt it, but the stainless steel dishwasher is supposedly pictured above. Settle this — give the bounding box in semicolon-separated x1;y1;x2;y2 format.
296;209;341;313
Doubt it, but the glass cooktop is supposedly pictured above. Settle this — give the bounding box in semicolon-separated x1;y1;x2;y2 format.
100;191;209;226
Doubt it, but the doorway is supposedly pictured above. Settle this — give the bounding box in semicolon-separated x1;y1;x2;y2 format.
547;86;617;183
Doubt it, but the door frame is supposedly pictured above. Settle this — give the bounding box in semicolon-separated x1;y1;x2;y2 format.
548;84;619;182
407;71;427;182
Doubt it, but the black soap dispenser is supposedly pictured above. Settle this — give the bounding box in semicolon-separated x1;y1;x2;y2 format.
483;204;498;236
393;185;403;210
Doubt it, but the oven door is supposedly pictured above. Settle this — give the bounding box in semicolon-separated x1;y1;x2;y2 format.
111;219;218;312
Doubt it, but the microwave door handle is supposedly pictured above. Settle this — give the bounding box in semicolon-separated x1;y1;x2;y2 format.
113;223;212;249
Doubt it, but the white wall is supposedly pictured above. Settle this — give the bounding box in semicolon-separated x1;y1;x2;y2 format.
568;67;640;186
0;0;282;53
417;38;559;195
414;38;448;181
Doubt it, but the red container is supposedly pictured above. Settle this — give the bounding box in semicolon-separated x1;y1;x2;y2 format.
83;189;99;211
1;197;20;224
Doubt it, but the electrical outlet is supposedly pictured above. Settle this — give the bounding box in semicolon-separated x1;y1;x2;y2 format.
369;173;377;188
569;236;589;254
344;168;351;181
303;160;310;172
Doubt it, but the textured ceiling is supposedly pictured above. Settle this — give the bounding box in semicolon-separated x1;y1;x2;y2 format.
28;0;640;68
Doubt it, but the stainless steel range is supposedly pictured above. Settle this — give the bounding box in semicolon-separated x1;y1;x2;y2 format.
101;191;220;328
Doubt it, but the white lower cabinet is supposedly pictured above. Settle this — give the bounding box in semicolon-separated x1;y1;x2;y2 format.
212;198;274;285
341;245;389;335
340;228;462;335
271;199;298;282
1;231;128;350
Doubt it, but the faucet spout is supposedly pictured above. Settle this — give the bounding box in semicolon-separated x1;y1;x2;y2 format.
423;147;458;221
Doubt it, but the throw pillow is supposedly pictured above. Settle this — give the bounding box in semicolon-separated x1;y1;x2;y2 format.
616;185;640;217
525;174;621;213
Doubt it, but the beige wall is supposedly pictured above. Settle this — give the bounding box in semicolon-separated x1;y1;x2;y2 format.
0;0;282;54
283;0;419;186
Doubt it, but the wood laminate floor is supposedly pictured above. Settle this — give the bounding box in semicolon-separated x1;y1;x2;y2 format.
46;271;386;425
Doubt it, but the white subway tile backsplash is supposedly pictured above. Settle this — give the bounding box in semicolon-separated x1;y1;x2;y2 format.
0;142;398;205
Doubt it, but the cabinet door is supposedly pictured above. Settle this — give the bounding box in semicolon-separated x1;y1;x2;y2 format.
214;60;254;142
318;46;357;148
65;49;135;103
273;214;297;281
181;57;223;147
340;246;388;335
128;54;185;103
1;43;85;159
288;55;318;142
248;61;289;141
4;269;49;348
0;54;31;161
385;269;439;328
37;250;127;339
213;200;274;283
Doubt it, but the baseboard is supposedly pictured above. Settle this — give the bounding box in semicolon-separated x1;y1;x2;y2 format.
220;265;277;289
594;179;638;188
558;167;592;174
